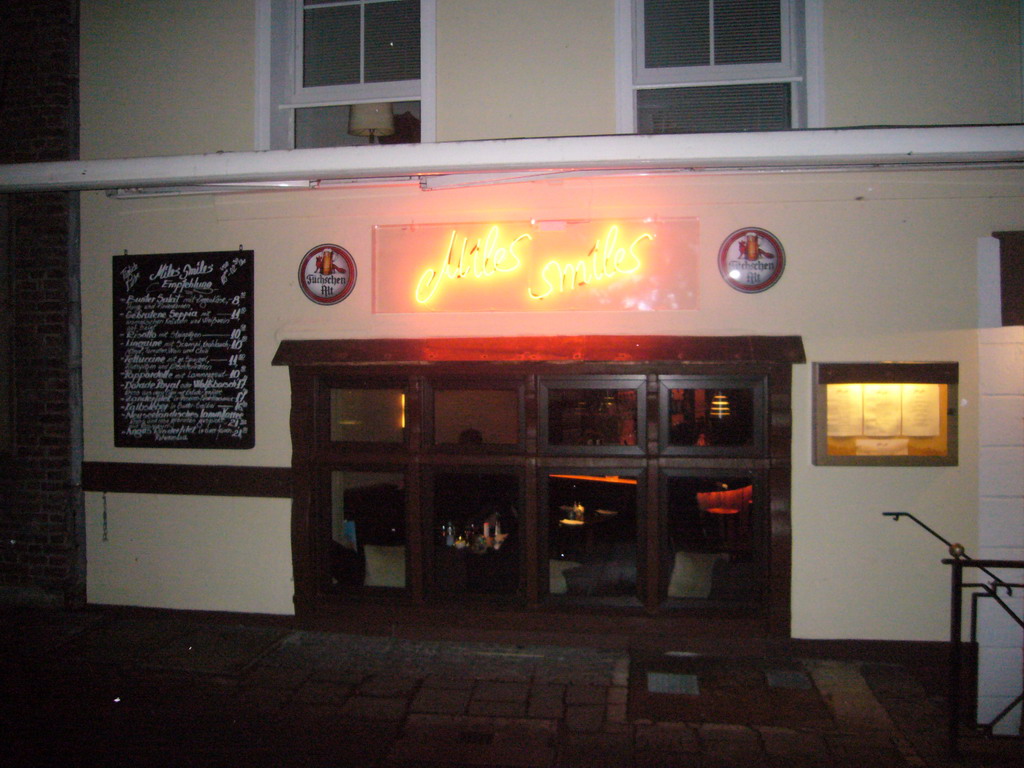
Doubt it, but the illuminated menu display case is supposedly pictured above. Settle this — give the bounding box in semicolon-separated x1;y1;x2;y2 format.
812;362;958;466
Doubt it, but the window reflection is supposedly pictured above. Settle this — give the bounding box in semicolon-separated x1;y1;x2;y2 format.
547;388;638;446
432;471;520;597
329;471;406;590
330;388;405;442
667;387;754;447
434;388;519;446
664;475;760;603
547;473;638;604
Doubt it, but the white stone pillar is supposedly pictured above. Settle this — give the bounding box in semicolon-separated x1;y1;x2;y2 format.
977;324;1024;735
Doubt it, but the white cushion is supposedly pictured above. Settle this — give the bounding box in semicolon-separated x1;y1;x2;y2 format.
549;559;580;594
363;545;406;588
667;551;723;599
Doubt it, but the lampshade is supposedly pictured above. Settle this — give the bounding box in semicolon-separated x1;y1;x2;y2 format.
710;392;731;418
348;102;395;141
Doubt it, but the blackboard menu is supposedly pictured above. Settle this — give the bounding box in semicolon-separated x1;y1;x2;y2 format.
113;250;254;448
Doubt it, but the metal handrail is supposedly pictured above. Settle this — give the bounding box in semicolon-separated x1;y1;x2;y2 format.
883;512;1022;754
944;557;1024;756
883;511;1009;591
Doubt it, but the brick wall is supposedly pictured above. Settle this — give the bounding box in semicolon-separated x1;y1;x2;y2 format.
0;0;82;606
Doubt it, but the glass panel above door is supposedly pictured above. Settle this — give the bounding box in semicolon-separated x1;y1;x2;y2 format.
540;377;645;454
667;387;753;446
432;387;521;447
659;376;765;455
330;387;405;443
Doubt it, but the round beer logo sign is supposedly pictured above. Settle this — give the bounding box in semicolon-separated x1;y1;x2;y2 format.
718;228;785;293
298;244;357;305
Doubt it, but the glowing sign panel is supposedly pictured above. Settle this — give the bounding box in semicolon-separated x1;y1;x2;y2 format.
373;219;698;313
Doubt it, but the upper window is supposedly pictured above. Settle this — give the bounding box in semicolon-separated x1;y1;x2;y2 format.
329;386;406;444
659;376;766;456
628;0;808;134
426;380;524;450
302;0;420;88
261;0;433;149
539;377;646;456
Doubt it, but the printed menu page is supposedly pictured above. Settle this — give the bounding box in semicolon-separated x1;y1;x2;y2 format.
826;383;864;437
901;383;941;437
862;384;902;437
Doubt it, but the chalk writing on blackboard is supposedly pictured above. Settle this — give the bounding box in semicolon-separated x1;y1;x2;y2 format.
113;251;254;448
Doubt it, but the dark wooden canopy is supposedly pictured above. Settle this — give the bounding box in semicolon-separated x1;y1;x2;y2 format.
272;335;806;367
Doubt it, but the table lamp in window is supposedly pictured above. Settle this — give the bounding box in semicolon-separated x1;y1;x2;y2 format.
348;102;395;144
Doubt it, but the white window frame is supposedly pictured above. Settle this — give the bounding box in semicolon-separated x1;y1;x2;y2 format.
256;0;435;150
615;0;823;134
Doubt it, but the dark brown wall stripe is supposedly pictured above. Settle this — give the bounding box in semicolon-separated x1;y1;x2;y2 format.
82;462;292;498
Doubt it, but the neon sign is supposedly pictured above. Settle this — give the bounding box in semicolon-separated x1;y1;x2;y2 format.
373;218;699;313
415;226;529;304
527;227;650;301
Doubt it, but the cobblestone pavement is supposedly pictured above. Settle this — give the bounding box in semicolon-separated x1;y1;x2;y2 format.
1;608;1019;767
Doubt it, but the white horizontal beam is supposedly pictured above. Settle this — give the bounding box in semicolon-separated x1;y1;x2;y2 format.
1;125;1022;194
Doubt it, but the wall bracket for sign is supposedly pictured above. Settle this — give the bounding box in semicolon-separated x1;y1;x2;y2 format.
812;362;958;466
113;250;255;449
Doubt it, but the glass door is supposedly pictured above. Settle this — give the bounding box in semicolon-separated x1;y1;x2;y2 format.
543;470;642;606
662;471;765;605
427;468;522;599
326;469;407;592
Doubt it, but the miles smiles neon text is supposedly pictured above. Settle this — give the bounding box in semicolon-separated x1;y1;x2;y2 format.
413;225;652;305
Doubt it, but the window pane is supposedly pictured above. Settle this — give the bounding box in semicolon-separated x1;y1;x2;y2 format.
548;473;638;604
330;470;406;590
645;0;710;68
434;388;519;446
667;387;755;447
295;105;352;148
365;0;420;82
433;471;520;596
295;101;421;149
644;0;782;69
637;82;790;134
665;475;760;601
303;5;360;87
330;388;405;442
546;388;639;447
715;0;782;65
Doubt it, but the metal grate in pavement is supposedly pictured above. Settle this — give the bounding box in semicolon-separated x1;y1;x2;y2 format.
647;671;701;695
